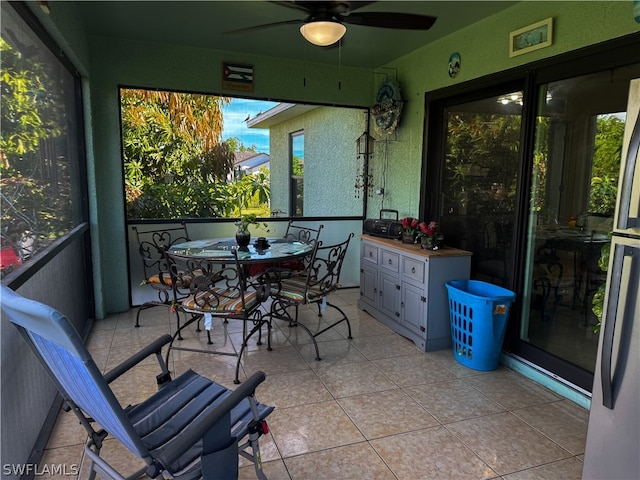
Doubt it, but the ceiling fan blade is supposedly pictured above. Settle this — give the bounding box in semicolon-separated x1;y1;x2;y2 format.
271;1;377;16
342;11;437;30
225;18;304;35
344;2;377;13
269;1;313;14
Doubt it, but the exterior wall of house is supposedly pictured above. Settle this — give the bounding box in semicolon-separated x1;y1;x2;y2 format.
269;106;367;217
366;0;640;219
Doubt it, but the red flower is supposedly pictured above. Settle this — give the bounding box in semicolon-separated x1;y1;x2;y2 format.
401;217;419;234
419;221;438;237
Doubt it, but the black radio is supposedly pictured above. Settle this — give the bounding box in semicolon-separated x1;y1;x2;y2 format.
363;209;403;239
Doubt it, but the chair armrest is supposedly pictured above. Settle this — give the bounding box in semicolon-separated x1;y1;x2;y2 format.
147;371;267;478
103;334;172;384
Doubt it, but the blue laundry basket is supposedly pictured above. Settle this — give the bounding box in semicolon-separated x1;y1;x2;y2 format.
446;280;516;371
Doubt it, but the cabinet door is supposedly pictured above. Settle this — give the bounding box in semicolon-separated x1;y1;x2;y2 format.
360;264;378;309
379;271;401;320
402;281;426;339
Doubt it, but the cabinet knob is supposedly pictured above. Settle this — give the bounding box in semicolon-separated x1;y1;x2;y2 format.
369;251;373;257
388;259;392;265
411;267;416;273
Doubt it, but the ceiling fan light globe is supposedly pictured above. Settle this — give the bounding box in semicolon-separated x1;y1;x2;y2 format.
300;21;346;46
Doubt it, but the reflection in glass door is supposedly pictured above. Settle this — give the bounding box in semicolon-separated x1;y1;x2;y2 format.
439;91;523;288
290;131;304;216
520;69;631;380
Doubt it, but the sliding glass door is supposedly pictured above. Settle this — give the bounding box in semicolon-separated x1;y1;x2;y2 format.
434;87;524;289
519;66;639;388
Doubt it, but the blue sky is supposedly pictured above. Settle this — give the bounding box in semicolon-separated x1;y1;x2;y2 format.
221;98;279;153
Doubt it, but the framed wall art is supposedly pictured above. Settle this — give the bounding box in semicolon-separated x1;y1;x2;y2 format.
509;18;553;57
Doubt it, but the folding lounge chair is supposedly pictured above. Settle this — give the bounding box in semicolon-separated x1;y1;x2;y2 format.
0;286;274;480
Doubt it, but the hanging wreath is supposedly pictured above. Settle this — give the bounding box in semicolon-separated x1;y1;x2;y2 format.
372;81;403;136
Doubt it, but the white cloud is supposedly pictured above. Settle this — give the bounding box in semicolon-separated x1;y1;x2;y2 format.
222;99;278;153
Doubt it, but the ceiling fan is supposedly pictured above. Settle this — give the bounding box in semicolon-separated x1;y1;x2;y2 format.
228;1;437;47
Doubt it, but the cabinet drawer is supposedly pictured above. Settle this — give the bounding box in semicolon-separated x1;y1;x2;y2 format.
362;242;378;265
403;257;425;283
380;249;400;273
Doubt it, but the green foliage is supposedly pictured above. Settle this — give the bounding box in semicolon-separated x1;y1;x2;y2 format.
589;115;624;215
444;111;521;215
226;137;257;153
1;37;73;261
0;38;63;159
589;176;617;214
126;182;235;219
592;116;624;179
122;90;223;190
292;156;304;176
592;240;611;334
121;89;271;219
235;213;269;234
531;116;550;212
230;171;271;216
183;142;235;184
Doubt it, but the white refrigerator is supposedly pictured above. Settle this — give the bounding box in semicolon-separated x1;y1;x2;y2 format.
582;79;640;479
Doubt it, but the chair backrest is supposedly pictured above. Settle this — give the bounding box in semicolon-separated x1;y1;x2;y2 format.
166;249;265;315
0;286;148;457
305;233;354;296
284;222;324;246
282;222;324;272
133;223;190;282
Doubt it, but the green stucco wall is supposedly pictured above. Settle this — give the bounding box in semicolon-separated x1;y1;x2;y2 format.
31;1;640;316
269;106;367;217
367;0;640;220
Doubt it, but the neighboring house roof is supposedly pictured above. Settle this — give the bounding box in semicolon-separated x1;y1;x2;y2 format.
247;103;319;128
233;151;270;172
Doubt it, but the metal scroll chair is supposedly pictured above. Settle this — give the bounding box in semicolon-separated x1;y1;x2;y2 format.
532;244;564;322
279;221;324;273
247;222;324;279
267;233;354;361
581;238;608;326
166;249;271;384
133;224;190;333
0;286;274;480
283;221;324;245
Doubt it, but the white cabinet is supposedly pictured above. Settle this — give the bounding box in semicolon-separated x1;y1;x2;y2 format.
358;236;472;351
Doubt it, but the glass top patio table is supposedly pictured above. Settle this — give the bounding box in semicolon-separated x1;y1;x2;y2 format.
168;237;314;264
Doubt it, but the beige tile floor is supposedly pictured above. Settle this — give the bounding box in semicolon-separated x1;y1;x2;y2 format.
40;289;589;479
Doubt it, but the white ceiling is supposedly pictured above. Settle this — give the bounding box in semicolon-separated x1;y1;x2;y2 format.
69;1;518;68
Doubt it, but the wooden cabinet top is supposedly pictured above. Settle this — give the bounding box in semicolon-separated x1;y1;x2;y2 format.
360;235;473;259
